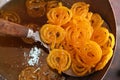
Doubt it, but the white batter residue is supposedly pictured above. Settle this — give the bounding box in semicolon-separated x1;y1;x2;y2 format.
28;47;41;66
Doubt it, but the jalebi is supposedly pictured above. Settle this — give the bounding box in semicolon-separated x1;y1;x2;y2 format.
71;62;91;76
71;2;89;21
76;41;102;66
47;49;71;74
72;21;93;41
46;0;59;12
40;24;66;49
38;1;115;77
47;3;72;25
19;67;40;80
26;0;46;17
91;13;104;30
64;20;93;46
86;12;93;21
91;27;109;46
95;47;113;70
102;33;115;49
1;11;20;23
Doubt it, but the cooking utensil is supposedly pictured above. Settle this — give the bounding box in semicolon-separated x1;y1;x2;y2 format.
0;0;116;80
0;19;49;50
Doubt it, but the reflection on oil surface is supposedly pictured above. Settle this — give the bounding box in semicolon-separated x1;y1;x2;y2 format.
0;0;47;80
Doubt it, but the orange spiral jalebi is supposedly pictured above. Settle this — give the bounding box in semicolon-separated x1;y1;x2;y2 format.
47;49;71;74
47;3;72;25
38;1;115;77
71;2;89;21
1;11;20;23
79;41;102;66
46;0;59;12
65;23;76;44
71;62;90;76
102;33;115;49
64;20;93;47
85;12;93;21
91;13;104;30
40;24;65;49
72;21;93;42
95;47;113;70
91;27;109;46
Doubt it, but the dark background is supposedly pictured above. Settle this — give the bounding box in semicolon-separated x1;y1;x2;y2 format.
104;0;120;80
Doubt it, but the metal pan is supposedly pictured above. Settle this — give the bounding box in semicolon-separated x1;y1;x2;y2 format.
0;0;116;80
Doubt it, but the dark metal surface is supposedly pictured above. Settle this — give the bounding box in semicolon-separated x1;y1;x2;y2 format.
0;0;117;80
103;0;120;80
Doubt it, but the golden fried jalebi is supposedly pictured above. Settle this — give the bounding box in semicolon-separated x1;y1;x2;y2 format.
40;24;65;49
77;41;102;66
1;11;20;23
60;40;75;60
95;47;113;70
47;49;71;74
72;51;88;67
38;1;115;77
102;33;115;49
47;3;72;25
86;12;93;21
26;0;45;8
91;27;109;46
65;23;76;44
71;2;89;21
64;20;93;47
91;13;104;30
46;0;59;12
71;62;90;76
26;0;46;17
58;39;75;56
19;67;40;80
72;21;93;42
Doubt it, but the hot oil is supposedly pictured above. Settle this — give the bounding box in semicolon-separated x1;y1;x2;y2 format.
0;0;114;80
0;0;47;80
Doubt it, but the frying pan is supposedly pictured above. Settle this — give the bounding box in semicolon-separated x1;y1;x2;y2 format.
0;0;116;80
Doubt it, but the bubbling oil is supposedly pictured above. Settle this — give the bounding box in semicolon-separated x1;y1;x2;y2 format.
0;0;51;80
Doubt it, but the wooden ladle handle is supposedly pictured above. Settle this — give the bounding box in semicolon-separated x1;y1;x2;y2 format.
0;19;29;37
